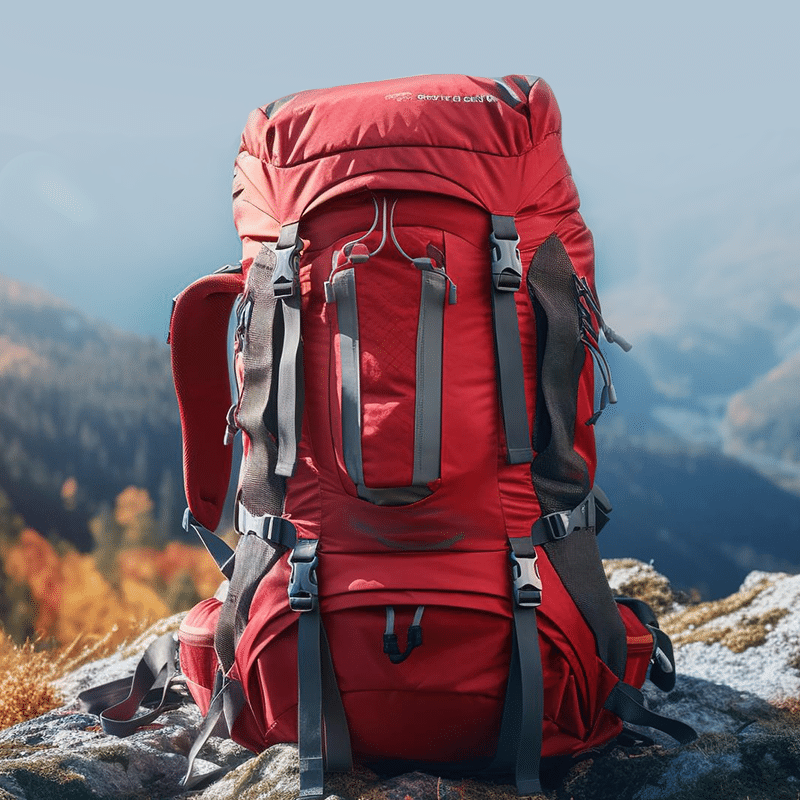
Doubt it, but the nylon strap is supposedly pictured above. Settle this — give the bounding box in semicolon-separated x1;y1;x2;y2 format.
490;536;544;794
272;223;304;477
412;270;445;486
180;671;245;789
604;682;697;744
183;508;235;579
77;632;183;736
291;540;352;799
78;632;181;738
215;533;286;675
489;215;534;465
237;243;286;517
292;539;325;799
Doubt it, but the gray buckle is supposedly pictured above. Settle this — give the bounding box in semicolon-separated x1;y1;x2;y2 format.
272;239;303;298
235;504;297;549
489;230;523;292
510;551;542;608
288;542;319;612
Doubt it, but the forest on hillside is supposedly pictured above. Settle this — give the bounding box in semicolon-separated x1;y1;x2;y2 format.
0;482;226;646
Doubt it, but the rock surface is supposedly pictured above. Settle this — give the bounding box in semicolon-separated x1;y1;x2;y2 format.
1;562;800;799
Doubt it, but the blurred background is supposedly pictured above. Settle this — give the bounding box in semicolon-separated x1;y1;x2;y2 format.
1;0;798;645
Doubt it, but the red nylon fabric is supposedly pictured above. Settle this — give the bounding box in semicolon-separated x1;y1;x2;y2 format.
169;271;243;530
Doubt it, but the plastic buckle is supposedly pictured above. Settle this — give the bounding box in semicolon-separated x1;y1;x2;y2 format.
489;230;523;292
542;511;570;541
510;552;542;608
288;545;319;612
272;239;303;298
235;504;297;549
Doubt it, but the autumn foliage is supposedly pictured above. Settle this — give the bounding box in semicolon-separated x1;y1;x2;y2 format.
1;485;226;648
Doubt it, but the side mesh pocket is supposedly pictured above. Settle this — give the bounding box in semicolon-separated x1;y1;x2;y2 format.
526;234;591;515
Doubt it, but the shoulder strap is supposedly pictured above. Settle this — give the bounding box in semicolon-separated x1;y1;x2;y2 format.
169;265;244;531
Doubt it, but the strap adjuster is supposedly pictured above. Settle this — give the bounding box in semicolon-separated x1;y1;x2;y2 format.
288;541;319;612
510;551;542;608
490;230;523;292
235;504;297;549
272;239;303;298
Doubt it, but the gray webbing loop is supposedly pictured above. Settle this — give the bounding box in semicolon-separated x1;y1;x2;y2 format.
489;215;534;465
78;631;183;739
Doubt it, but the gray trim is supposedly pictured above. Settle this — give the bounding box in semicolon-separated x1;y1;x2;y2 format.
413;270;445;486
331;269;364;486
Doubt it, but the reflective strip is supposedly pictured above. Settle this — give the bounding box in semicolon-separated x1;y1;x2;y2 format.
490;215;534;465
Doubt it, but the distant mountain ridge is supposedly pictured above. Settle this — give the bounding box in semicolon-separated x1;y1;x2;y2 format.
0;273;184;549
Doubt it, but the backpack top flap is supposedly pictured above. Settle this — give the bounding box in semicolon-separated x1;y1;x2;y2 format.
232;74;573;266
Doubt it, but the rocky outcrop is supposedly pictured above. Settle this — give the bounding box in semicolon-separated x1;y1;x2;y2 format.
2;562;800;800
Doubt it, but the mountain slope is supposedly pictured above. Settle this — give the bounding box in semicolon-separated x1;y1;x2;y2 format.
0;274;185;549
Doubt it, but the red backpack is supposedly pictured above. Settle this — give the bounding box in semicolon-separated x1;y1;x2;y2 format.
88;74;694;797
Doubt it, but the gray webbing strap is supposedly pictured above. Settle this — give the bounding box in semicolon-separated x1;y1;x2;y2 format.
412;270;445;486
332;269;365;486
320;626;353;773
180;672;245;789
272;222;304;478
489;215;534;465
490;536;544;795
604;682;697;744
79;632;182;738
237;243;286;518
215;533;286;674
330;262;444;505
290;540;352;799
183;508;235;579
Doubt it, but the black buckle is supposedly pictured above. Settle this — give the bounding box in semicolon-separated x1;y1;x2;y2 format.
272;239;303;298
489;230;523;292
288;542;319;612
544;512;570;541
510;552;542;608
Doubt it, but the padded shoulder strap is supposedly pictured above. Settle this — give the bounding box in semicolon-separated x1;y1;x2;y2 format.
169;268;244;531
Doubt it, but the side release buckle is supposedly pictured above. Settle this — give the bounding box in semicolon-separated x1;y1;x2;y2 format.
272;238;303;298
490;230;523;292
510;551;542;608
288;540;319;612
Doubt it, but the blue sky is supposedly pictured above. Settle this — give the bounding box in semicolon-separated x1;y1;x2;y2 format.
1;0;798;336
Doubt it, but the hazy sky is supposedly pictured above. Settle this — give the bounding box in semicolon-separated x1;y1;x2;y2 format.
1;0;798;336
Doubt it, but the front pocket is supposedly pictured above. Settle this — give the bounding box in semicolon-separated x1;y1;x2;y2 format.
326;219;450;505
